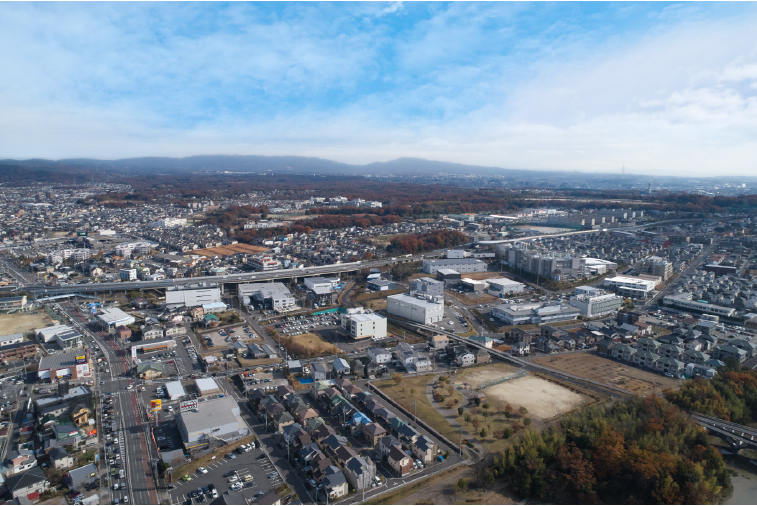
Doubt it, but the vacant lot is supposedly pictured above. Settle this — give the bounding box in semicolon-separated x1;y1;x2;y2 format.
0;312;54;334
290;332;342;355
485;375;590;420
193;243;270;257
456;362;521;387
532;353;679;396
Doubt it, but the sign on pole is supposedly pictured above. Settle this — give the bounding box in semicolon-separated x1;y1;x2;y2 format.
150;399;162;412
167;467;173;487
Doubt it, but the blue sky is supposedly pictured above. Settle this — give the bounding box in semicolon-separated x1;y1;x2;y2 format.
1;2;756;176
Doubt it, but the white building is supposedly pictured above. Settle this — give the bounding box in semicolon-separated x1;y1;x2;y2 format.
341;312;387;340
367;347;392;364
422;258;486;274
96;308;135;330
446;250;466;259
603;275;657;298
165;283;221;307
148;218;187;228
387;294;444;325
238;282;296;310
248;255;282;271
491;302;580;325
119;269;137;281
569;291;623;318
486;278;526;297
175;397;248;449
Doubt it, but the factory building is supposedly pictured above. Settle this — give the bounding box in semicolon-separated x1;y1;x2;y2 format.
238;282;296;311
165;283;221;307
421;258;487;275
387;294;444;325
409;277;445;297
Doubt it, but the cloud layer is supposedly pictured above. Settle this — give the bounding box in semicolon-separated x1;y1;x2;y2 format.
0;2;756;176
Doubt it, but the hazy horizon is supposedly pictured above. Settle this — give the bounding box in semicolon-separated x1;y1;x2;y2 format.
2;2;757;176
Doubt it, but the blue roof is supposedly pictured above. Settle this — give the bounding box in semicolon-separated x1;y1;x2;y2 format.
352;412;371;425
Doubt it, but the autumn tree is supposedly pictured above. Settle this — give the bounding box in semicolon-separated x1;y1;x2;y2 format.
392;373;402;386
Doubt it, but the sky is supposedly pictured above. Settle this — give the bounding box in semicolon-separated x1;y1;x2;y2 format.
1;2;756;176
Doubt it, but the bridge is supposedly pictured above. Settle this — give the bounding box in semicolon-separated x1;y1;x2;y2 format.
691;413;757;451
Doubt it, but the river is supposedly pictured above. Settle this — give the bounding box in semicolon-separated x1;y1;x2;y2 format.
723;454;757;505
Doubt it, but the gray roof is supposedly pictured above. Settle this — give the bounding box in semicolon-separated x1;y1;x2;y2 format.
38;351;88;372
178;397;239;434
68;463;98;486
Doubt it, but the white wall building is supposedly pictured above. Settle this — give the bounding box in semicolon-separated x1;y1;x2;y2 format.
387;294;444;325
569;291;623;318
119;269;137;281
486;278;526;297
603;275;657;298
165;284;221;307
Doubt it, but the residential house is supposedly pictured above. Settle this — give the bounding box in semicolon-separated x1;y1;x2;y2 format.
658;343;684;360
312;363;332;381
411;435;438;465
386;444;413;477
4;467;50;502
362;422;387;447
656;357;685;376
323;467;349;499
633;350;659;369
333;358;351;377
48;446;74;470
343;455;376;491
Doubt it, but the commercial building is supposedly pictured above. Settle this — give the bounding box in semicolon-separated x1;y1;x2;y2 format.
195;377;223;397
340;309;387;340
165;380;187;401
96;307;135;330
387;294;444;325
305;277;338;306
460;278;488;292
422;258;486;274
0;341;37;360
662;293;736;317
491;302;580;326
248;255;282;271
0;333;25;347
486;278;526;297
0;295;27;310
165;283;221;307
38;352;91;381
36;325;82;350
603;275;657;298
497;243;617;279
175;397;248;449
238;282;296;310
638;256;673;281
409;277;445;297
569;289;623;318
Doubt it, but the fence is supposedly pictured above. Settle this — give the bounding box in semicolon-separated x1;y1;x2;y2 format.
478;368;526;390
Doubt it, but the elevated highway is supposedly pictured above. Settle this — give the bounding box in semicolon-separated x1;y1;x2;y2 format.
692;413;757;451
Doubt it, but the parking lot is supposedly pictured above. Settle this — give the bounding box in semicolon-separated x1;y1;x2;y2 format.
168;443;285;504
272;313;342;338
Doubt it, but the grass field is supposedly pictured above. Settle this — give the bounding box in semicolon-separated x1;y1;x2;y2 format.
192;243;270;257
290;332;342;355
235;356;282;368
532;352;680;396
0;312;55;334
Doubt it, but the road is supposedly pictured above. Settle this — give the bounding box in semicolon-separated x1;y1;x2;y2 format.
57;303;159;505
643;242;718;309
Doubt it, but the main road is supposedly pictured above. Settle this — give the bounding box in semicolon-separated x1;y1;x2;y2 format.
57;303;158;505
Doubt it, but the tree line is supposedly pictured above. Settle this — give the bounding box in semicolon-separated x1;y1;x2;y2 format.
496;396;731;504
386;230;468;254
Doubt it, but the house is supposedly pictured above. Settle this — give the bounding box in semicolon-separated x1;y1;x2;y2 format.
658;343;684;360
68;462;99;489
282;423;303;445
378;435;401;456
731;339;757;358
116;325;132;340
362;422;386;447
273;411;296;433
312;363;331;381
475;348;491;364
633;350;659;369
367;347;392;364
636;338;660;353
457;352;475;367
682;349;710;366
164;322;186;336
296;408;319;426
310;381;332;401
713;344;748;363
323;467;349;499
387;444;413;477
48;446;74;470
142;324;164;340
297;443;323;465
430;335;449;350
6;447;36;475
655;357;684;376
343;455;376;491
411;435;438;465
397;424;421;446
334;445;359;468
511;341;530;356
610;344;635;362
333;358;351;377
321;434;349;458
342;384;363;400
364;361;382;377
4;467;50;501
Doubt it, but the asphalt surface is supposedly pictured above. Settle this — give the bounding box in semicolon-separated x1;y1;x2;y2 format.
59;302;158;505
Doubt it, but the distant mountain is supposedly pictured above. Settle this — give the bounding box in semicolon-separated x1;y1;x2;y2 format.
2;154;757;183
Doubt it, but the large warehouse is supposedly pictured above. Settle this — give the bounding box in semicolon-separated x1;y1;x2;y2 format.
421;258;487;274
175;397;248;449
165;283;221;307
486;278;526;297
387;294;444;325
38;351;92;382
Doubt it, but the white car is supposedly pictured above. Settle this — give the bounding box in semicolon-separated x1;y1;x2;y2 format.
198;467;208;474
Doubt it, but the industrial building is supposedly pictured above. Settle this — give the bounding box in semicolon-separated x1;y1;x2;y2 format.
340;309;387;340
436;269;461;286
195;377;223;397
38;351;91;382
497;243;617;280
96;307;135;330
238;282;296;310
409;277;445;297
486;278;526;297
491;302;580;325
304;277;339;306
175;397;248;449
387;294;444;325
422;258;487;274
165;283;221;307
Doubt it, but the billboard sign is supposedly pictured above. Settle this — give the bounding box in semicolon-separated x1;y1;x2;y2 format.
77;232;88;237
167;467;173;487
76;355;87;365
150;399;162;412
180;399;198;412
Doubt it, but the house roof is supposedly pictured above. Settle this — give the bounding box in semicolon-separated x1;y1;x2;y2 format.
5;467;48;492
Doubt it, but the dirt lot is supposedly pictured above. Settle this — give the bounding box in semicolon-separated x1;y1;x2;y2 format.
448;291;499;305
485;374;590;420
532;353;680;396
456;363;520;386
290;332;342;355
192;243;270;257
0;312;55;334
